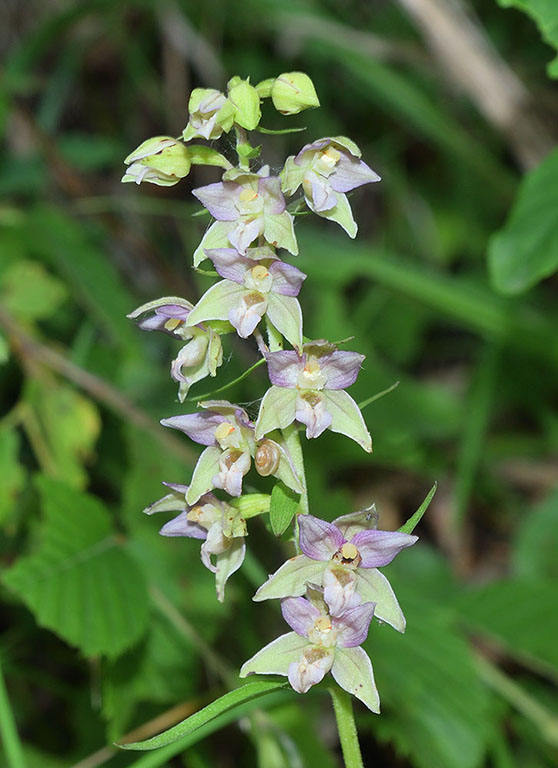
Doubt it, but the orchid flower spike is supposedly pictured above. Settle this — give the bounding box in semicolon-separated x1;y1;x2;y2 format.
186;247;306;349
281;136;380;236
255;340;371;451
144;483;246;601
192;166;298;265
127;297;223;402
241;592;380;712
254;507;417;632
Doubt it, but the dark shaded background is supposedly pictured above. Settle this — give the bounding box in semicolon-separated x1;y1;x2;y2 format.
1;1;557;767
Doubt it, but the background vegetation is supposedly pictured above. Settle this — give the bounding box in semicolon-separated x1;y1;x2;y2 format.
1;1;557;767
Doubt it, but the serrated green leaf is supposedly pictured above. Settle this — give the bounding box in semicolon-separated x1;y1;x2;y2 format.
399;482;437;533
489;150;558;294
2;477;149;658
120;679;287;750
269;482;299;536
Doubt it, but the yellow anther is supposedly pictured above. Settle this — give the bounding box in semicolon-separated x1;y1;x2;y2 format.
163;317;183;331
250;265;269;281
341;542;359;560
321;147;341;166
315;616;332;632
214;422;236;441
239;188;258;203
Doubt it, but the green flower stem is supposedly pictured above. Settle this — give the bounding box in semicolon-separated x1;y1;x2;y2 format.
328;685;364;768
235;126;251;171
0;656;26;768
283;423;309;517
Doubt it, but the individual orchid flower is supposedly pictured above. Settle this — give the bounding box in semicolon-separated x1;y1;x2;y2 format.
182;89;236;142
254;508;417;632
281;137;380;237
122;136;192;186
144;482;246;601
192;166;298;266
127;297;223;402
186;247;306;349
240;592;380;712
255;340;371;451
162;401;302;504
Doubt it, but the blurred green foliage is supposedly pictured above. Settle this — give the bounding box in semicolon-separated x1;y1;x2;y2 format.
0;1;557;767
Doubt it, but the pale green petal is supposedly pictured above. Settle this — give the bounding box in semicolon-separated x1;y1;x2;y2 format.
187;281;246;326
215;538;245;602
274;443;304;493
318;192;357;238
331;647;380;713
324;390;371;452
266;294;303;351
255;386;297;439
193;221;234;267
331;136;361;157
264;212;298;255
186;446;222;504
240;632;308;677
254;555;325;601
356;568;406;633
280;155;306;195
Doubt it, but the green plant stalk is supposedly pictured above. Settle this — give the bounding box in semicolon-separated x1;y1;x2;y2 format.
235;125;251;171
0;657;26;768
328;685;364;768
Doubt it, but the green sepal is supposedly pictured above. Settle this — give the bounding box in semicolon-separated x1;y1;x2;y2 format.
215;538;246;602
186;446;222;504
255;386;297;439
187;280;246;326
270;481;300;536
193;221;232;267
230;494;271;519
318;192;357;238
355;568;406;633
240;632;308;677
253;555;326;601
228;79;261;130
266;294;303;351
324;390;371;452
189;145;232;169
264;211;299;255
331;647;380;713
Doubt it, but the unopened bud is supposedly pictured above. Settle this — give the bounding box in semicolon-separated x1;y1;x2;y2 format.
228;78;261;130
271;72;320;115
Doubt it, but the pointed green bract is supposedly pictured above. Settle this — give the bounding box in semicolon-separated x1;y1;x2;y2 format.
269;481;300;536
398;483;437;534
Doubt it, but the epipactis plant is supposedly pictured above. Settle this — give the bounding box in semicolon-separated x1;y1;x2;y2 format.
125;71;425;759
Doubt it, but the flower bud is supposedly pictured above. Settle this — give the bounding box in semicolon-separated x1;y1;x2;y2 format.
255;439;281;476
271;72;320;115
228;78;261;130
122;136;191;186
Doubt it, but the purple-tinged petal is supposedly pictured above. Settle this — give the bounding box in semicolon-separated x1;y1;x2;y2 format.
192;182;239;221
320;350;365;390
329;155;381;193
212;449;251;497
204;248;250;284
288;647;334;693
161;412;224;446
229;217;264;254
269;261;306;297
351;530;418;568
281;596;321;637
159;511;207;539
229;292;267;338
298;515;344;561
259;176;286;214
161;482;189;494
309;176;337;212
295;392;332;439
266;350;303;388
323;565;362;618
333;602;376;648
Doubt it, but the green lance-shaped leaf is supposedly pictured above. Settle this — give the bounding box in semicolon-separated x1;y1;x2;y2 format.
119;679;288;750
399;483;437;534
269;481;300;537
489;149;558;293
2;477;149;658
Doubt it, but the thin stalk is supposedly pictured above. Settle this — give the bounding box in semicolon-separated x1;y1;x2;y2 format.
0;656;26;768
328;686;364;768
235;126;251;170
